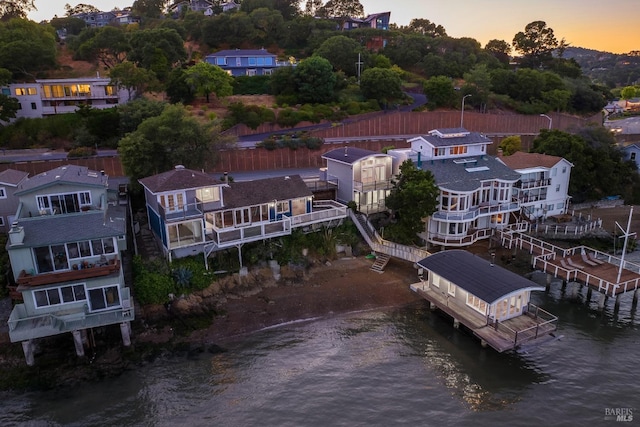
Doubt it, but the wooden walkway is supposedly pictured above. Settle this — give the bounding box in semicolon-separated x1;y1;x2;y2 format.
410;283;558;353
501;231;640;299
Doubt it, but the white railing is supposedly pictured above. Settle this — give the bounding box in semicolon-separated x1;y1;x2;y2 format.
291;200;347;227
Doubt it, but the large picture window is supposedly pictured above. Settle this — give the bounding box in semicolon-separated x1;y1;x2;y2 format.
33;284;86;308
37;191;92;215
88;285;120;311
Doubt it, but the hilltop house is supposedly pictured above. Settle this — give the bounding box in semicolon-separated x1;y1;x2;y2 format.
0;169;29;233
621;144;640;171
497;151;573;221
204;48;294;76
6;165;133;366
389;128;521;248
1;77;129;121
322;147;393;215
338;12;391;31
139;166;347;265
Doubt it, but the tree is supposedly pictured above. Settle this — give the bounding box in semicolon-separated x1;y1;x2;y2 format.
512;21;559;68
249;7;286;46
75;26;129;69
118;104;235;184
384;160;438;245
304;0;323;16
318;0;364;29
50;16;87;36
116;98;167;135
621;86;638;100
359;68;403;107
0;68;18;123
0;1;36;21
184;62;234;103
542;89;571;113
423;75;455;110
498;136;521;156
485;39;511;64
165;67;195;104
0;19;57;77
293;56;337;104
64;3;100;16
131;0;169;19
462;63;492;111
127;28;186;81
314;35;367;76
109;61;160;101
406;18;447;37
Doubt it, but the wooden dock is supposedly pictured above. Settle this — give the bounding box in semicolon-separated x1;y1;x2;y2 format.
410;283;558;353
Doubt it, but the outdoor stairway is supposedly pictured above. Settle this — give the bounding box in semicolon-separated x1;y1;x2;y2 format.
370;253;391;273
349;211;431;270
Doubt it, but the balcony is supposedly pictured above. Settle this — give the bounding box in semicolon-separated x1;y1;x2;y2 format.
354;179;393;193
16;259;121;288
432;202;520;222
8;288;134;342
290;200;347;227
516;178;551;190
207;218;292;248
158;201;204;222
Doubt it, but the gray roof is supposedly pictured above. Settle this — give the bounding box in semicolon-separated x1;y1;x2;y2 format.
322;147;385;165
15;165;107;196
414;128;492;148
16;205;127;247
139;166;221;194
421;155;520;192
417;250;544;304
223;175;311;208
0;169;29;186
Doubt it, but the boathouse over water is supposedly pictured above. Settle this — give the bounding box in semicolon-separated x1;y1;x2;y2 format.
411;250;558;352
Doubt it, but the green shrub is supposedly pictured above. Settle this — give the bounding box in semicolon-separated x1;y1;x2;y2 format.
67;146;96;158
132;256;175;305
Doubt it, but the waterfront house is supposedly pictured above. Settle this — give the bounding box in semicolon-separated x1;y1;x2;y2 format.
0;169;29;233
498;151;573;221
322;147;393;215
139;166;348;264
204;48;293;76
2;77;128;121
6;165;133;365
388;128;521;248
412;250;558;352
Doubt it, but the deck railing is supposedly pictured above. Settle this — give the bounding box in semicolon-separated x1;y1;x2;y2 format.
493;303;558;346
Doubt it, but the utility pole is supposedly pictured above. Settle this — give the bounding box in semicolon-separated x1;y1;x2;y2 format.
356;53;363;85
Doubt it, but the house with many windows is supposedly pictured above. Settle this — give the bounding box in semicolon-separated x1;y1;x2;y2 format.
6;165;133;365
204;48;294;76
1;77;128;121
497;151;573;221
388;128;521;248
0;169;29;233
322;147;393;215
139;166;347;265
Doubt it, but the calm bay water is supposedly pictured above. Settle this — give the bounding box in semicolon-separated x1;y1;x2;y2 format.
1;271;638;426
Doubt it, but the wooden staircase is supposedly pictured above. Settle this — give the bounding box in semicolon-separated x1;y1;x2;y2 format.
370;253;390;273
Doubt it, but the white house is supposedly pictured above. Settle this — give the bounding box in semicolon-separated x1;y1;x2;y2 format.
388;128;521;248
622;144;640;171
322;147;393;215
0;169;29;233
498;151;573;221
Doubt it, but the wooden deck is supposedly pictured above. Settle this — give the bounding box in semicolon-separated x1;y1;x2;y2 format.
410;283;558;353
502;231;640;298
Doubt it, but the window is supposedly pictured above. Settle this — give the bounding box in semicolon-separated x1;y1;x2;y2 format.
196;187;220;203
556;202;564;209
88;285;120;311
434;148;446;157
450;145;468;155
448;282;456;297
105;85;116;96
277;201;289;214
562;166;567;173
31;102;37;110
432;275;440;288
556;185;560;192
246;69;257;76
33;284;86;308
0;217;4;227
14;88;26;96
552;168;557;177
466;294;487;314
27;87;37;95
37;191;92;215
0;187;6;199
248;57;257;65
236;57;242;66
263;69;273;75
216;57;226;66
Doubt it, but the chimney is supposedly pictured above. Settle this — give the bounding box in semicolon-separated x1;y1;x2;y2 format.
224;171;228;184
497;148;503;158
8;222;25;246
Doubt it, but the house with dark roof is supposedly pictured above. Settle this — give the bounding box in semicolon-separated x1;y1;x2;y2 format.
204;48;294;76
0;169;29;232
412;250;557;352
388;128;521;248
497;151;573;221
139;166;348;264
6;165;133;365
322;147;393;215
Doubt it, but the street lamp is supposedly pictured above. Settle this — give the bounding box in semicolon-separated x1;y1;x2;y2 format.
540;114;552;130
461;94;472;128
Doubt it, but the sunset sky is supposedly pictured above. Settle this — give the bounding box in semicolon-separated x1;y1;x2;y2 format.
29;0;639;54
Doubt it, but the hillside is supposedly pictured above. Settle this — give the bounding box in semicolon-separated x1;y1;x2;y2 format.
563;47;640;87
